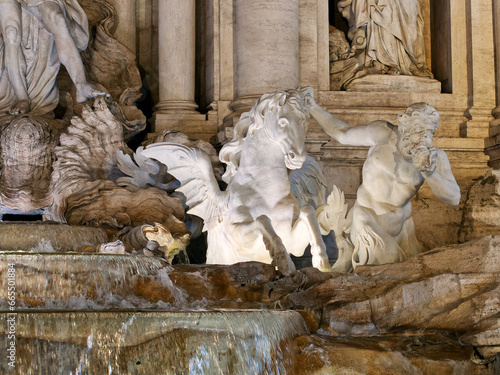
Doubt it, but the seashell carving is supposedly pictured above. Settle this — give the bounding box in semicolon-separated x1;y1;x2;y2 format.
0;116;65;212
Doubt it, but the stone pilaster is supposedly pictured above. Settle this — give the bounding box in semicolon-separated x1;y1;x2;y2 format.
492;0;500;123
462;0;495;139
486;0;500;168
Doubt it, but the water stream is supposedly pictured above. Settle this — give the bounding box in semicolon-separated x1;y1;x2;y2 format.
0;252;310;374
0;310;308;374
0;253;196;310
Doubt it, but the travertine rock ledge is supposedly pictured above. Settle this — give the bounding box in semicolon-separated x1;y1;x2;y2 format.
286;235;500;361
0;222;107;251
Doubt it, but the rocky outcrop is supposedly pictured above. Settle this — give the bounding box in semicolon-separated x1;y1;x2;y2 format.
459;170;500;243
293;334;496;375
413;170;500;252
284;236;500;359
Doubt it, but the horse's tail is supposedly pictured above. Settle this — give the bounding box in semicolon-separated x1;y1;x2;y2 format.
317;185;350;235
317;185;354;272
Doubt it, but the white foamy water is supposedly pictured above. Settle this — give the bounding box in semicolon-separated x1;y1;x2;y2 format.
0;253;211;310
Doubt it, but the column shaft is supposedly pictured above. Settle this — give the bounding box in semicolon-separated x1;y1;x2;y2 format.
231;0;300;111
493;0;500;119
156;0;197;112
112;0;137;53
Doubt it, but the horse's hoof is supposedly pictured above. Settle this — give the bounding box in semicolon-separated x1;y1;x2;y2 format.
313;258;333;273
272;252;296;276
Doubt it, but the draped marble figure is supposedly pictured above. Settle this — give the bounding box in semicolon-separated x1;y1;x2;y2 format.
338;0;432;77
0;0;107;115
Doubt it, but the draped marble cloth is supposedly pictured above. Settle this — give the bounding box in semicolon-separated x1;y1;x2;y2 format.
338;0;427;75
0;0;89;116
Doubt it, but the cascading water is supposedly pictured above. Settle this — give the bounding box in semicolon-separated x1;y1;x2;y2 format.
0;227;310;374
0;223;486;374
0;253;184;310
0;310;308;374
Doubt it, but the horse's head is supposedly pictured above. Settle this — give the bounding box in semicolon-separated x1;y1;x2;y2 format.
253;90;309;170
219;88;312;183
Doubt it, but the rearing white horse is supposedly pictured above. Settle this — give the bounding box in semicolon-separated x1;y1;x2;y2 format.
141;89;332;275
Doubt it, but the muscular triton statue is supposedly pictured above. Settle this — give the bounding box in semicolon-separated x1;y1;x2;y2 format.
306;95;460;269
0;0;107;114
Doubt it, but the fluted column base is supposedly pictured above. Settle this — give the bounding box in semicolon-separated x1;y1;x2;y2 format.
492;107;500;121
151;111;209;140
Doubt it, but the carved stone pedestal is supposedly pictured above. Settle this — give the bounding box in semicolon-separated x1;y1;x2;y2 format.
345;75;442;93
151;112;210;141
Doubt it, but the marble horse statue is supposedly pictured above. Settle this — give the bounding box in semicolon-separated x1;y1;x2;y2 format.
141;88;332;275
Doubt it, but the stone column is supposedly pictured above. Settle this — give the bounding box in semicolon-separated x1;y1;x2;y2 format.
155;0;197;112
112;0;136;53
153;0;206;136
230;0;300;112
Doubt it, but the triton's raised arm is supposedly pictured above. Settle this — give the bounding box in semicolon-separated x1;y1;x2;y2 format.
305;93;393;146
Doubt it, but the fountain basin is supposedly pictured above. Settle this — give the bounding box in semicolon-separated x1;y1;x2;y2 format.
0;222;108;252
0;310;307;374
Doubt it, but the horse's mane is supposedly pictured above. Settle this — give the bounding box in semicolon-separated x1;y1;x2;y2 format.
219;89;308;184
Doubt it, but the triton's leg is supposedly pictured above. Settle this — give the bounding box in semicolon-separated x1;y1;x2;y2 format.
0;1;30;114
37;2;108;102
350;205;404;268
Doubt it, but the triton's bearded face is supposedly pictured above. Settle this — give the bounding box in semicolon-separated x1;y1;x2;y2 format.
398;123;435;160
397;112;438;172
397;103;439;160
397;105;437;160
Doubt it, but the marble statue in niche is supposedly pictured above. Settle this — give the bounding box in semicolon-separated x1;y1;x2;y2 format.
306;94;460;271
141;89;333;275
0;0;107;116
330;0;434;90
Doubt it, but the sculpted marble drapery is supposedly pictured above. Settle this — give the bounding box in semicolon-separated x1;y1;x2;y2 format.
0;0;106;116
337;0;432;78
306;95;460;271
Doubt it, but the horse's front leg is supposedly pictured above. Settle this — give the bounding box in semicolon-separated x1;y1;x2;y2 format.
233;215;296;276
287;205;332;272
